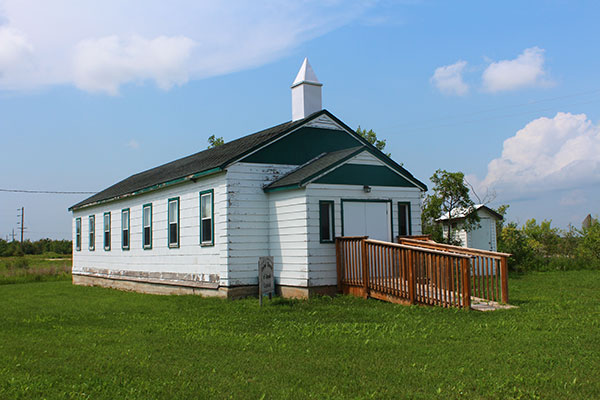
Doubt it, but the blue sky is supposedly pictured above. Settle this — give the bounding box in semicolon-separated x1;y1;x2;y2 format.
1;0;599;240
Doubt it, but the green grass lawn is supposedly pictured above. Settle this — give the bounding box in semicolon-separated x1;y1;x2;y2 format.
0;254;71;285
0;271;598;399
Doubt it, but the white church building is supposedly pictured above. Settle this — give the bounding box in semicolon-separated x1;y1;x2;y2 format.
70;59;428;298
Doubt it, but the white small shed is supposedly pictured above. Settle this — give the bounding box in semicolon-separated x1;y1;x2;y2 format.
436;204;503;251
69;59;428;298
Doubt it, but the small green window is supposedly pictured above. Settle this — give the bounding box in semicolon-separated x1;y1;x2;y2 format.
104;212;111;251
398;202;412;236
121;209;130;250
168;198;179;248
75;218;82;251
88;215;95;251
200;190;214;246
142;203;152;249
319;201;335;243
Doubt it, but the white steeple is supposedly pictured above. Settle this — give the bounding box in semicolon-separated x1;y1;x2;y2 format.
291;58;322;121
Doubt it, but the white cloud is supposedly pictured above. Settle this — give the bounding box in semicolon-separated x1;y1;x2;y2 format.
74;35;195;94
482;47;550;92
430;60;469;95
0;0;372;93
480;112;600;197
0;26;35;87
126;139;140;149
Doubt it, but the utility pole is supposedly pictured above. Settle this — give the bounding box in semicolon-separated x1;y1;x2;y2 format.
20;207;24;243
17;207;25;244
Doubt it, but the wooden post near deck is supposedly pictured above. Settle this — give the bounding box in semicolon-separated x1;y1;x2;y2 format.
461;257;471;309
500;256;509;304
407;249;416;304
335;238;342;293
361;239;369;298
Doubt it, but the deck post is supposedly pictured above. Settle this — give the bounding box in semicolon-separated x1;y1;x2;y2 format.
500;256;509;304
407;249;416;304
361;239;369;299
461;258;471;309
335;238;342;293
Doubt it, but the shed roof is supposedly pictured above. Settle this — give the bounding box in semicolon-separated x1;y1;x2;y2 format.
436;204;503;222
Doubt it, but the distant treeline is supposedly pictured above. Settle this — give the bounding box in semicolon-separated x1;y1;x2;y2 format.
0;239;72;257
499;218;600;272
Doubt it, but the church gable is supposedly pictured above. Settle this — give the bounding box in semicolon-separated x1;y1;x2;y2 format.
241;125;362;165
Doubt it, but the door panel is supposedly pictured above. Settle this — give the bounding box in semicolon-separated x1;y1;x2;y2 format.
343;201;391;241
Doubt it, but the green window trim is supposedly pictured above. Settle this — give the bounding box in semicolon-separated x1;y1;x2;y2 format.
88;215;95;251
319;200;335;243
121;208;130;250
168;197;180;248
142;203;152;250
103;212;111;251
75;218;82;251
398;201;412;237
199;189;214;247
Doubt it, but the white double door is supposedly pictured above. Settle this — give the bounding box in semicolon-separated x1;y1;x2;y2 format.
342;201;392;242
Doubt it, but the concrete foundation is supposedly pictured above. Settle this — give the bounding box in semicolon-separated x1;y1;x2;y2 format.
73;274;338;300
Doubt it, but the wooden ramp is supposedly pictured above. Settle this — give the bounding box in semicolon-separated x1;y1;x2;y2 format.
336;237;510;310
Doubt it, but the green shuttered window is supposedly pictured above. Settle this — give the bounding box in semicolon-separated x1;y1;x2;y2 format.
104;212;111;251
168;198;179;248
319;201;335;243
75;218;81;251
88;215;95;251
143;204;152;249
200;190;214;246
121;209;130;250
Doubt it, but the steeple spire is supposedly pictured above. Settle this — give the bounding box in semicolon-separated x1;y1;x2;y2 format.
291;58;322;121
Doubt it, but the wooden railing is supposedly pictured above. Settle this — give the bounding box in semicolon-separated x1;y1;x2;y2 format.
336;237;473;308
397;237;510;304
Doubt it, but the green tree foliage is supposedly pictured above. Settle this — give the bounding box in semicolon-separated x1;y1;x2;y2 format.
578;217;600;265
356;126;391;157
422;169;479;245
497;217;600;272
207;135;225;149
0;239;72;257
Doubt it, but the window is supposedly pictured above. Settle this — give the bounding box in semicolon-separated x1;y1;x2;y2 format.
104;212;111;250
398;202;412;236
121;208;130;250
168;198;179;248
142;203;152;249
200;190;214;246
88;215;95;251
75;218;81;251
319;201;334;243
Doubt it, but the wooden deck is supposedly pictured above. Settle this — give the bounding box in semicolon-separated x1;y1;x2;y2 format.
336;236;510;310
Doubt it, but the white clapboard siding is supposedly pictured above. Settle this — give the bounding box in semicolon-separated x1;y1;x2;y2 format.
346;150;385;166
305;183;423;286
304;114;345;131
225;162;299;286
268;188;309;287
73;172;229;286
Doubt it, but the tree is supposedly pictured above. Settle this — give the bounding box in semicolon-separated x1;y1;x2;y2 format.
422;169;479;245
494;204;509;243
356;126;391;157
578;216;600;266
207;135;224;149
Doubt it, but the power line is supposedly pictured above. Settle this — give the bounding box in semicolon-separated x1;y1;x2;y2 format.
0;188;96;194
